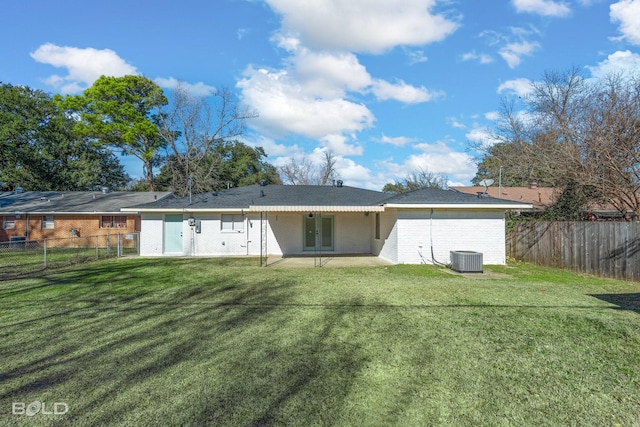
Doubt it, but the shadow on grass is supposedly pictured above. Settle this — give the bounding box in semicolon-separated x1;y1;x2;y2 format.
591;293;640;314
0;262;366;426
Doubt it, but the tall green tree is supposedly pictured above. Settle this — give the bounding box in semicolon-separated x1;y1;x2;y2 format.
476;68;640;219
60;75;167;191
0;82;129;190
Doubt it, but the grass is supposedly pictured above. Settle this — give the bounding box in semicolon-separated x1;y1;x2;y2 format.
0;245;137;278
0;258;639;426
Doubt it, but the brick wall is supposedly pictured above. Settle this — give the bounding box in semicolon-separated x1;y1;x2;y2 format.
0;214;140;242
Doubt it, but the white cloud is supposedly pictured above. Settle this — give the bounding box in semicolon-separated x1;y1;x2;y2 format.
371;79;443;104
512;0;571;16
446;117;467;129
320;134;364;156
30;43;137;93
498;41;539;68
237;66;375;139
404;141;476;182
404;49;429;65
291;49;372;98
484;111;500;121
497;78;534;96
264;0;460;53
238;46;441;142
246;135;296;157
375;135;417;146
586;50;640;78
610;0;640;45
333;157;377;189
461;51;493;64
154;77;216;97
465;127;501;149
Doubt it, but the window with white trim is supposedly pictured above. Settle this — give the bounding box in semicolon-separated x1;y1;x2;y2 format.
101;215;127;228
221;214;244;232
2;215;16;229
42;215;54;229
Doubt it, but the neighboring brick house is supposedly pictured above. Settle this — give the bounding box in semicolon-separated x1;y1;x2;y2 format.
451;183;637;220
0;190;172;243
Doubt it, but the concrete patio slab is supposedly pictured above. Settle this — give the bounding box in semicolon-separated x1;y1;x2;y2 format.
263;255;392;268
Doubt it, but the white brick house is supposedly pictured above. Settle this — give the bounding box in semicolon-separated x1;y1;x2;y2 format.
124;184;531;265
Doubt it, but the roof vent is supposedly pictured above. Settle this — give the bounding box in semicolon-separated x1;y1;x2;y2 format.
336;180;343;188
259;179;267;186
101;187;109;194
15;186;23;194
529;182;538;189
260;190;265;197
476;191;487;198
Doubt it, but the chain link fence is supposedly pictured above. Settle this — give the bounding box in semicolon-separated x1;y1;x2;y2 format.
0;233;139;279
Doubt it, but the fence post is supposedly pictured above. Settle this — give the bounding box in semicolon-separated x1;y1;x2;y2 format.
117;233;122;257
44;239;47;268
96;236;99;260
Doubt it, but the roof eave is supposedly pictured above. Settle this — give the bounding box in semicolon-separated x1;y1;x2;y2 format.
248;205;385;212
384;203;533;209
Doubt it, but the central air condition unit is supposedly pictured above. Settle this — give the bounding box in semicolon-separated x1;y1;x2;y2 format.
450;250;483;273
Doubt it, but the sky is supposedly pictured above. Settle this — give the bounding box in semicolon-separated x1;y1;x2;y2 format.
2;0;640;190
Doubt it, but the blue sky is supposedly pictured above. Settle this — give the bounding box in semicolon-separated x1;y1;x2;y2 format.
2;0;640;190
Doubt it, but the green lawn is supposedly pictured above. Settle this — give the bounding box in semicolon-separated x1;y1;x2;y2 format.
0;258;639;426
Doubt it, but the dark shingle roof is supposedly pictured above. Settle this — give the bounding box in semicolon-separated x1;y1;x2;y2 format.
135;185;389;209
130;184;532;211
0;191;172;214
383;187;532;206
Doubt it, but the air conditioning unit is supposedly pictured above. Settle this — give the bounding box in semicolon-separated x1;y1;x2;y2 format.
450;250;483;273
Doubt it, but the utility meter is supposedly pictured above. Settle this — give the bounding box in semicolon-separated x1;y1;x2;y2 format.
188;217;196;226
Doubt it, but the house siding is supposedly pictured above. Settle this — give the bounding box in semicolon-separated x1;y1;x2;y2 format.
140;214;165;255
139;208;508;265
395;209;506;265
140;212;375;257
373;210;398;264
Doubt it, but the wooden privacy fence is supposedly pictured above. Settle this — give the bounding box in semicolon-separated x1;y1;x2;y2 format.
507;221;640;281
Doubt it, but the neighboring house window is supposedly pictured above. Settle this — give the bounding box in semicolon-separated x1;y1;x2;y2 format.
375;213;380;240
3;215;16;229
221;214;244;232
101;215;127;229
42;215;54;229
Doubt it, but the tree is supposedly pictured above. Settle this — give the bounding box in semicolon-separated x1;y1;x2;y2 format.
382;167;448;193
0;82;129;190
476;68;640;219
60;75;167;191
154;85;269;195
279;151;339;185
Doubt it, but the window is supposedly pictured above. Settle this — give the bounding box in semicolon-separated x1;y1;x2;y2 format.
375;213;380;240
101;215;127;229
2;215;16;229
221;214;244;232
42;215;54;229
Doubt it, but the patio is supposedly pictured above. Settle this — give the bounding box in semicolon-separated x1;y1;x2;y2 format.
263;254;392;268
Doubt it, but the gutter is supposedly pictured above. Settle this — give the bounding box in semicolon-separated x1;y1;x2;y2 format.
384;203;533;210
